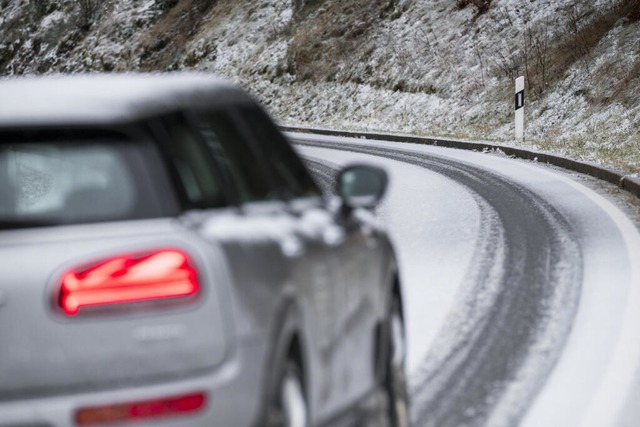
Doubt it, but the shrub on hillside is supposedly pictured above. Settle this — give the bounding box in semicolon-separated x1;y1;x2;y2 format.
192;0;217;9
136;0;218;70
292;0;324;15
287;0;400;83
621;0;640;21
455;0;491;15
73;0;101;32
155;0;179;12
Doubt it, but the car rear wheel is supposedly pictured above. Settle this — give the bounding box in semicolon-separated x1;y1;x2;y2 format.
385;296;410;427
267;360;309;427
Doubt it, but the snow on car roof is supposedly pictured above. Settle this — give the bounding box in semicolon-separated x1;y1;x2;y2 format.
0;73;253;128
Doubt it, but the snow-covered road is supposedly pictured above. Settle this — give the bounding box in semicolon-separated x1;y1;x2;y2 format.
290;132;640;427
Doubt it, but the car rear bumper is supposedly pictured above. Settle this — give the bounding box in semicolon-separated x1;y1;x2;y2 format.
0;338;268;427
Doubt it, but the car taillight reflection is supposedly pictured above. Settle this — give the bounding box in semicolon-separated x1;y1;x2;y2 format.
75;392;206;425
59;249;199;316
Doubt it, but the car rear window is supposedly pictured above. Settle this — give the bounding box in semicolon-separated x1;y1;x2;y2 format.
0;133;174;229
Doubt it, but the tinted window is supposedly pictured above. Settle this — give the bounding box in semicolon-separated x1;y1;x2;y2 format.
0;134;171;229
159;114;227;209
196;112;278;204
240;108;321;200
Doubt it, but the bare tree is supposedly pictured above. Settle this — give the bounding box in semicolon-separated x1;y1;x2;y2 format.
521;21;551;96
74;0;101;32
474;45;486;88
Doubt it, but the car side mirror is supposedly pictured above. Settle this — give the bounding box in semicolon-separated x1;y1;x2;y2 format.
336;164;388;210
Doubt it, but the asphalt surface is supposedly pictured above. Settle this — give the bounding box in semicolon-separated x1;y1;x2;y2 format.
292;132;640;427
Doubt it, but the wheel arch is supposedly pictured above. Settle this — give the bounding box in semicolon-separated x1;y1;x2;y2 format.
260;295;311;424
391;271;405;320
374;267;405;385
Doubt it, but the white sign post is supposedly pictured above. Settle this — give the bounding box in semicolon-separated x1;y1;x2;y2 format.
515;76;525;141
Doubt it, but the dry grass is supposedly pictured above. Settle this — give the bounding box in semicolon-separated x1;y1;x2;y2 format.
532;133;640;176
286;0;398;83
136;0;217;70
621;0;640;21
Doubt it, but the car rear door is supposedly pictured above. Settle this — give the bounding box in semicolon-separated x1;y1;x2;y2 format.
327;207;388;407
237;107;389;412
227;106;366;418
181;108;343;420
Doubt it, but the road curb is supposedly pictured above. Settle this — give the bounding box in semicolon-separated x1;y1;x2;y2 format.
283;126;640;200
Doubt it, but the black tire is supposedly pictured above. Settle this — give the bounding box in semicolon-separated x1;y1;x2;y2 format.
385;296;410;427
267;360;310;427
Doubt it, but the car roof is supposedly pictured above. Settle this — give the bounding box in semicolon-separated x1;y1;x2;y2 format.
0;73;255;128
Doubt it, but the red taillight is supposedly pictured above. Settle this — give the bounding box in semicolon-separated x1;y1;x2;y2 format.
59;249;199;316
75;392;206;425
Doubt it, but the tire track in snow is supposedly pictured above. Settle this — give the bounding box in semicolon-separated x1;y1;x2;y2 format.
303;157;340;197
298;139;583;427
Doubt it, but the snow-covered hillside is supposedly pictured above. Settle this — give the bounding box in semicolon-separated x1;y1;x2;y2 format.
1;0;638;174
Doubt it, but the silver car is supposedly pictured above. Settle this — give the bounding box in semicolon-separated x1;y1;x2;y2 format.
0;74;408;427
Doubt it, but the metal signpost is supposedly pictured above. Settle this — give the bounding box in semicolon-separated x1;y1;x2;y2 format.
515;76;525;141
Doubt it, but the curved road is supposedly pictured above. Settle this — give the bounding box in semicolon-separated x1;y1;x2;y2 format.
290;132;640;427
